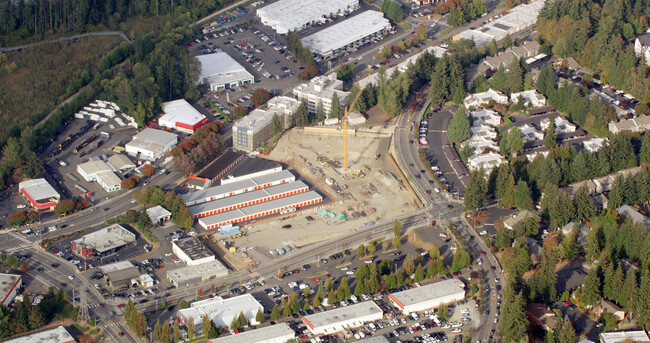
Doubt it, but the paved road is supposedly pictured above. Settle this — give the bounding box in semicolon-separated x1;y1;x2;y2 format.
0;31;130;53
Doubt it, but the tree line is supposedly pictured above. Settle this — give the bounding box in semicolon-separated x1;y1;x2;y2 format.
131;185;194;228
170;121;224;175
0;288;75;339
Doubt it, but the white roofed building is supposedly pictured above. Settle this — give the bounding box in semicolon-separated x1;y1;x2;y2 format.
256;0;359;34
233;96;301;152
471;124;498;140
71;224;136;258
599;330;650;343
160;99;208;134
464;89;508;108
0;274;22;306
167;260;230;287
388;279;465;314
292;74;349;117
3;326;74;343
125;128;178;161
583;137;608;153
301;301;383;335
301;11;390;58
462;136;499;154
510;90;546;107
172;237;215;266
197;52;254;91
516;124;544;142
19;178;60;211
77;160;122;192
540;116;576;134
178;294;264;333
147;205;172;224
470;109;501;127
467;152;505;171
208;323;295;343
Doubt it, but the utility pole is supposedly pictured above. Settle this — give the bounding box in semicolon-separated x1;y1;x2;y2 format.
78;289;89;322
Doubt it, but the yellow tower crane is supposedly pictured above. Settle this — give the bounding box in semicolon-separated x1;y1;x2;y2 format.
343;89;364;173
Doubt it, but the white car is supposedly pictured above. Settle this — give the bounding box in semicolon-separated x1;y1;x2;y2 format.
434;188;440;193
68;275;74;280
16;204;26;209
451;328;462;333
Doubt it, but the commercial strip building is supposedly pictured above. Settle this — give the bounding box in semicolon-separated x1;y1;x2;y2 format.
178;294;264;332
147;205;172;224
198;191;323;230
166;260;230;287
189;181;309;219
256;0;359;34
388;279;466;314
71;224;136;258
172;237;216;266
292;74;349;117
301;11;390;58
160;99;208;134
599;330;650;343
197;52;254;91
0;274;22;306
301;301;383;335
182;169;297;207
188;150;245;189
77;159;122;192
233;96;302;152
4;326;75;343
18;178;60;211
208;323;295;343
125;128;178;161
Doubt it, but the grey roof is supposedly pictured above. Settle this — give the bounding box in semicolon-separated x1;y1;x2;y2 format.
356;336;391;343
617;205;649;225
147;205;172;220
188;181;309;215
72;224;136;253
600;330;650;343
78;160;111;176
3;326;74;343
302;301;383;329
197;52;254;86
211;323;295;343
166;260;229;284
172;237;215;261
19;178;59;202
182;170;296;205
0;274;21;301
107;154;134;170
198;191;322;227
127;128;177;151
105;267;141;283
388;279;465;308
638;35;650;47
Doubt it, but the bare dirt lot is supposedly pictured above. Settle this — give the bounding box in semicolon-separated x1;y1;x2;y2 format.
227;127;418;254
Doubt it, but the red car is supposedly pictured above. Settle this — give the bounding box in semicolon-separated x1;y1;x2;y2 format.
481;251;486;256
312;278;321;282
117;304;125;308
118;332;124;337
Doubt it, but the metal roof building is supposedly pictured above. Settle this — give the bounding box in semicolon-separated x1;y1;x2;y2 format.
388;279;466;314
18;178;60;211
107;154;134;171
188;150;245;189
301;301;383;335
182;169;296;207
160;99;208;134
301;11;390;58
0;274;22;306
256;0;359;34
77;159;122;192
4;326;75;343
198;191;323;229
197;52;254;91
599;330;650;343
177;294;264;333
71;224;136;258
189;181;309;219
208;323;295;343
172;237;215;266
125;128;178;162
166;260;230;287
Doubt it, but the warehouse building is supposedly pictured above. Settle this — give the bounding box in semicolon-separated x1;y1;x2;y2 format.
147;205;172;225
178;294;264;333
301;11;390;58
302;301;383;335
188;150;245;189
160;99;209;134
197;52;254;91
104;266;141;290
256;0;359;34
107;154;135;171
220;158;282;185
0;274;22;306
125;128;178;161
71;224;136;258
208;323;295;343
77;159;122;192
388;279;466;314
189;181;310;219
4;326;75;343
166;260;230;287
198;191;323;229
233;96;301;152
172;237;216;266
292;74;349;117
19;178;60;211
182;170;296;207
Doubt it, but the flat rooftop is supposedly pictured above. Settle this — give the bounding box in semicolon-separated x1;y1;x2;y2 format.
388;279;465;308
301;11;390;56
197;52;254;85
178;294;262;322
78;159;111;176
196;149;244;180
19;178;59;202
147;205;172;219
166;259;229;283
210;323;295;343
600;330;650;343
99;261;135;274
160;99;207;127
173;237;215;261
198;191;322;227
234;96;301;133
127;128;178;151
72;224;136;253
0;274;21;299
188;181;309;215
3;326;74;343
223;158;281;180
302;301;382;329
182;169;296;205
257;0;358;33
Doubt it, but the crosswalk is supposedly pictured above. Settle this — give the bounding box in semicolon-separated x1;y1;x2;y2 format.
430;197;449;204
4;243;31;253
103;322;121;328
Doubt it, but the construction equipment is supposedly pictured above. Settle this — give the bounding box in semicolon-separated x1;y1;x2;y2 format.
343;89;364;172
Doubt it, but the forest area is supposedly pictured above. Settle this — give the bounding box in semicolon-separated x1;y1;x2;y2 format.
536;0;650;103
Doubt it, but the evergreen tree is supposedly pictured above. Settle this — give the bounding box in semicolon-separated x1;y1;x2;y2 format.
574;184;596;221
585;225;603;261
611;263;625;304
641;134;650;165
558;228;579;261
581;267;602;307
272;114;282;135
451;247;471;273
603;262;616;301
329;93;342;119
544;117;557;149
174;319;181;343
530;245;557;303
270;305;281;320
501;292;529;342
638;270;650;329
557;318;576;343
495;164;511;199
414;264;425;282
607;175;625;209
513;179;533;210
464;169;487;211
161;322;171;343
536;65;557;97
621;268;638;315
507;57;524;94
187;316;195;340
295;102;309;126
507;128;524;156
447;107;471;144
256;308;265;323
502;173;517;207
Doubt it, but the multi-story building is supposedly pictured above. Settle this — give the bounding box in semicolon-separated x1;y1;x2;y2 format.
232;96;301;152
292;74;349;117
